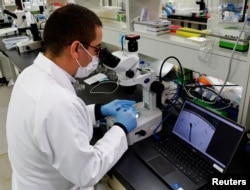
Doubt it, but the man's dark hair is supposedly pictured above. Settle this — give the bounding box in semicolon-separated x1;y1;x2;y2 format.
43;4;102;56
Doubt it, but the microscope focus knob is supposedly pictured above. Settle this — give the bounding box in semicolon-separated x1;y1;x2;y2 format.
126;70;135;78
135;130;146;136
150;81;164;93
25;46;31;51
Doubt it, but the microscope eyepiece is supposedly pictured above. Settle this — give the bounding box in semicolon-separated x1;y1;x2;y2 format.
99;48;120;68
125;34;140;52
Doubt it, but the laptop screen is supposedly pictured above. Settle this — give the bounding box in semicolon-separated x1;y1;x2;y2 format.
172;100;245;173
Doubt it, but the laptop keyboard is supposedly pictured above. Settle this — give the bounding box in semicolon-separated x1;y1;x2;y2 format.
153;137;215;184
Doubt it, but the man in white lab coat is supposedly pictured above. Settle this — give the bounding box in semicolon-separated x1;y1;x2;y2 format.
6;4;137;190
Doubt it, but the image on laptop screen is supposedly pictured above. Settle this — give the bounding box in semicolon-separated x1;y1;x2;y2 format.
172;100;245;173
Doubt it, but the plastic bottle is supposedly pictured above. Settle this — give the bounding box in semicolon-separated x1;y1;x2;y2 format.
207;11;222;35
206;8;222;52
139;60;145;70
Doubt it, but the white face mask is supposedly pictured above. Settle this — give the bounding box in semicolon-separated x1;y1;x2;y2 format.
74;44;99;78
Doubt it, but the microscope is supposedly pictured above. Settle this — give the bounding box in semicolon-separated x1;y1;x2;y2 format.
2;7;42;53
99;34;162;145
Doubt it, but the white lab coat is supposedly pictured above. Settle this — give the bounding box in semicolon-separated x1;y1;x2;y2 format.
6;53;128;190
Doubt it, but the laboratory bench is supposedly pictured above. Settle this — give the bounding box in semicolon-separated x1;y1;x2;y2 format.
1;38;250;190
0;34;41;86
77;80;250;190
0;35;41;71
4;48;41;71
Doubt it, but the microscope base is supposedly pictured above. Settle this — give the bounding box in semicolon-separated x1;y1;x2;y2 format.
16;40;43;53
105;102;162;145
127;102;162;145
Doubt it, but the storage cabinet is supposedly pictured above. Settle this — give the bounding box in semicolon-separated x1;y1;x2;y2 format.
76;0;250;130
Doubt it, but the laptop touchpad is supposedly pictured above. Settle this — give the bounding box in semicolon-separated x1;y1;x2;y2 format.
148;156;175;176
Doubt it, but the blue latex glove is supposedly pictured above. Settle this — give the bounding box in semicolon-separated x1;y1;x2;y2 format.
114;106;137;133
101;99;136;117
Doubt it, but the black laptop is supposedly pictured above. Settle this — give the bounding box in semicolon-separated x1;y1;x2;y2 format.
135;100;245;190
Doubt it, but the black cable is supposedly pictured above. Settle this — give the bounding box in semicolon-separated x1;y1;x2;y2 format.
185;82;226;103
161;77;182;109
153;80;182;140
199;84;239;87
153;56;184;140
153;96;183;140
153;101;175;140
159;56;184;107
159;56;184;91
186;82;238;95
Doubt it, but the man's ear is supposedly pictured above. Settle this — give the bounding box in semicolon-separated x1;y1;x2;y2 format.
70;41;79;59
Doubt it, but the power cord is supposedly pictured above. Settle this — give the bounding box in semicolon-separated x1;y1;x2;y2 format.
159;56;184;110
90;80;120;94
153;56;184;140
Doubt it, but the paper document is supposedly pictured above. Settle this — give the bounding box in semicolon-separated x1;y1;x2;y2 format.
84;73;108;85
